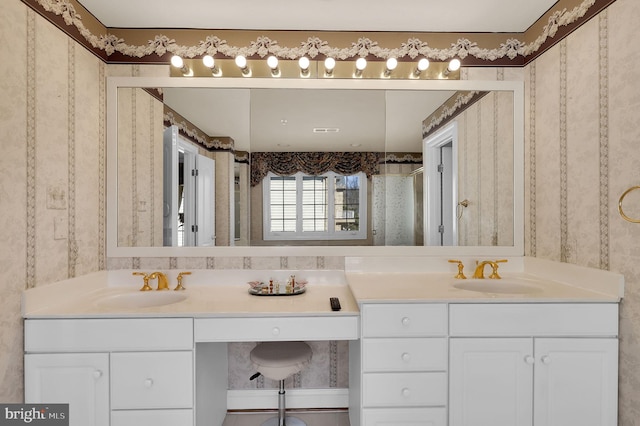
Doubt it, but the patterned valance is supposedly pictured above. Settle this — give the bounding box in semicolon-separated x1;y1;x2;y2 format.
250;152;383;187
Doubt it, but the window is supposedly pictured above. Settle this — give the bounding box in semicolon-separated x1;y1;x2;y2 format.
263;171;367;240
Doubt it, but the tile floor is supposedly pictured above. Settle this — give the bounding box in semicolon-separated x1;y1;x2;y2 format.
221;410;350;426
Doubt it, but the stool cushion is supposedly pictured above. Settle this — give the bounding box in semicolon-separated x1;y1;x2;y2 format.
250;342;312;381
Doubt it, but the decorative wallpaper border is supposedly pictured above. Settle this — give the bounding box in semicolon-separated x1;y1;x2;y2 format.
163;106;235;152
598;10;609;270
422;91;487;138
529;62;537;257
23;0;615;66
26;8;37;289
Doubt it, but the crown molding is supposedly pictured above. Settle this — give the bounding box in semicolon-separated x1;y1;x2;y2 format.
21;0;616;67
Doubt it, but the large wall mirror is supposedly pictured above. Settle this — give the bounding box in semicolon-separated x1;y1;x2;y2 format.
107;77;523;257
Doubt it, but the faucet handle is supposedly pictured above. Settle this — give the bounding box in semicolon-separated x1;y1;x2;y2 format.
448;260;466;279
175;271;191;291
133;272;153;291
489;259;508;279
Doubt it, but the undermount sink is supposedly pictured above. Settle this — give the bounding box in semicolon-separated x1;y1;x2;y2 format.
95;291;188;309
452;278;543;295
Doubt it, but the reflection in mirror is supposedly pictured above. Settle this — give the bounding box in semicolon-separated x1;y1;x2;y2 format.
108;78;523;257
116;87;514;248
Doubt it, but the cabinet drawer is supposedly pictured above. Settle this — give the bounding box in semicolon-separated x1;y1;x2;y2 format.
362;372;446;407
363;338;447;372
111;351;193;409
362;408;446;426
25;318;193;352
449;303;619;337
362;304;447;337
111;409;193;426
195;316;358;342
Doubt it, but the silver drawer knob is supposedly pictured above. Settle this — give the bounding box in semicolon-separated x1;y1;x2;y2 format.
272;327;280;335
401;387;411;397
541;355;552;365
524;355;535;365
144;378;154;388
401;317;410;326
93;370;103;379
401;352;411;362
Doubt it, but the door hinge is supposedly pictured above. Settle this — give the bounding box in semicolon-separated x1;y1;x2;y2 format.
437;163;444;173
191;225;199;232
438;225;445;234
191;169;199;176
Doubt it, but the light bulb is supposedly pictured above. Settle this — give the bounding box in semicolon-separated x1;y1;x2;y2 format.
267;55;279;70
235;55;247;69
202;55;215;68
355;57;367;71
170;55;184;68
298;57;310;70
448;58;461;72
417;58;430;71
324;57;336;71
386;57;398;71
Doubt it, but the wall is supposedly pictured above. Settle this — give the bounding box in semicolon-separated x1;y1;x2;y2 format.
4;0;640;422
0;0;106;401
521;0;640;421
453;91;514;246
116;88;164;247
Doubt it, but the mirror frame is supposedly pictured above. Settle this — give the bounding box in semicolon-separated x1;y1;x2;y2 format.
107;76;524;258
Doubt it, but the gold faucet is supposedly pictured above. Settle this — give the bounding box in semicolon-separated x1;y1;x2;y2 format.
448;260;467;279
149;271;170;290
133;272;153;291
175;271;191;291
473;260;508;279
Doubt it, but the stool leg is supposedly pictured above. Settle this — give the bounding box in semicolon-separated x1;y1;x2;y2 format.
260;380;306;426
278;379;285;426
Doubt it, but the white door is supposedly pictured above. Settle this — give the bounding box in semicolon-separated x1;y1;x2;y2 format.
162;126;178;246
424;123;458;246
25;353;109;426
449;338;534;426
534;338;618;426
195;154;216;246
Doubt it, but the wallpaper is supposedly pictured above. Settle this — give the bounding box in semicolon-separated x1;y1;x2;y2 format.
3;0;640;423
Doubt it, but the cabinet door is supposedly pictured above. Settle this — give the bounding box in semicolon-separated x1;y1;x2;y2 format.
25;353;109;426
449;338;533;426
534;338;618;426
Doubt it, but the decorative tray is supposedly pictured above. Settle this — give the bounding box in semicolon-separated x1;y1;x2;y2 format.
247;281;307;296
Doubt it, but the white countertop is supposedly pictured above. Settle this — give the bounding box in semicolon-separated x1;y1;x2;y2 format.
22;270;359;319
22;257;624;319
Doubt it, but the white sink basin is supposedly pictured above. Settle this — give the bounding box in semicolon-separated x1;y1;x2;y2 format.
452;278;542;294
96;291;188;309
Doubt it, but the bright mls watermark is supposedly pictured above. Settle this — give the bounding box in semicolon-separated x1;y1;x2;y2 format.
0;405;68;425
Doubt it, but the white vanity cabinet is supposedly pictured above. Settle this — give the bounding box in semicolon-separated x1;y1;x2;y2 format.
448;303;619;426
25;352;110;426
358;303;448;426
24;318;194;426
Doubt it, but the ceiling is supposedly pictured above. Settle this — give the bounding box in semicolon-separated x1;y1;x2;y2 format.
162;88;456;153
77;0;558;33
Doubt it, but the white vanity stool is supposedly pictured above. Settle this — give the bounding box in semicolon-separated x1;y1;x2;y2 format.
250;341;313;426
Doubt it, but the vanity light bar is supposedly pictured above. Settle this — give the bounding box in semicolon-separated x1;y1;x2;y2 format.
170;57;461;80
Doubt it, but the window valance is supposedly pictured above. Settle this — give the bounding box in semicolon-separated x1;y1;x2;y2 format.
250;152;382;186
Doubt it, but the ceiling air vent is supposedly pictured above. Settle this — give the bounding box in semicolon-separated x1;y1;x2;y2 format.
313;127;340;133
